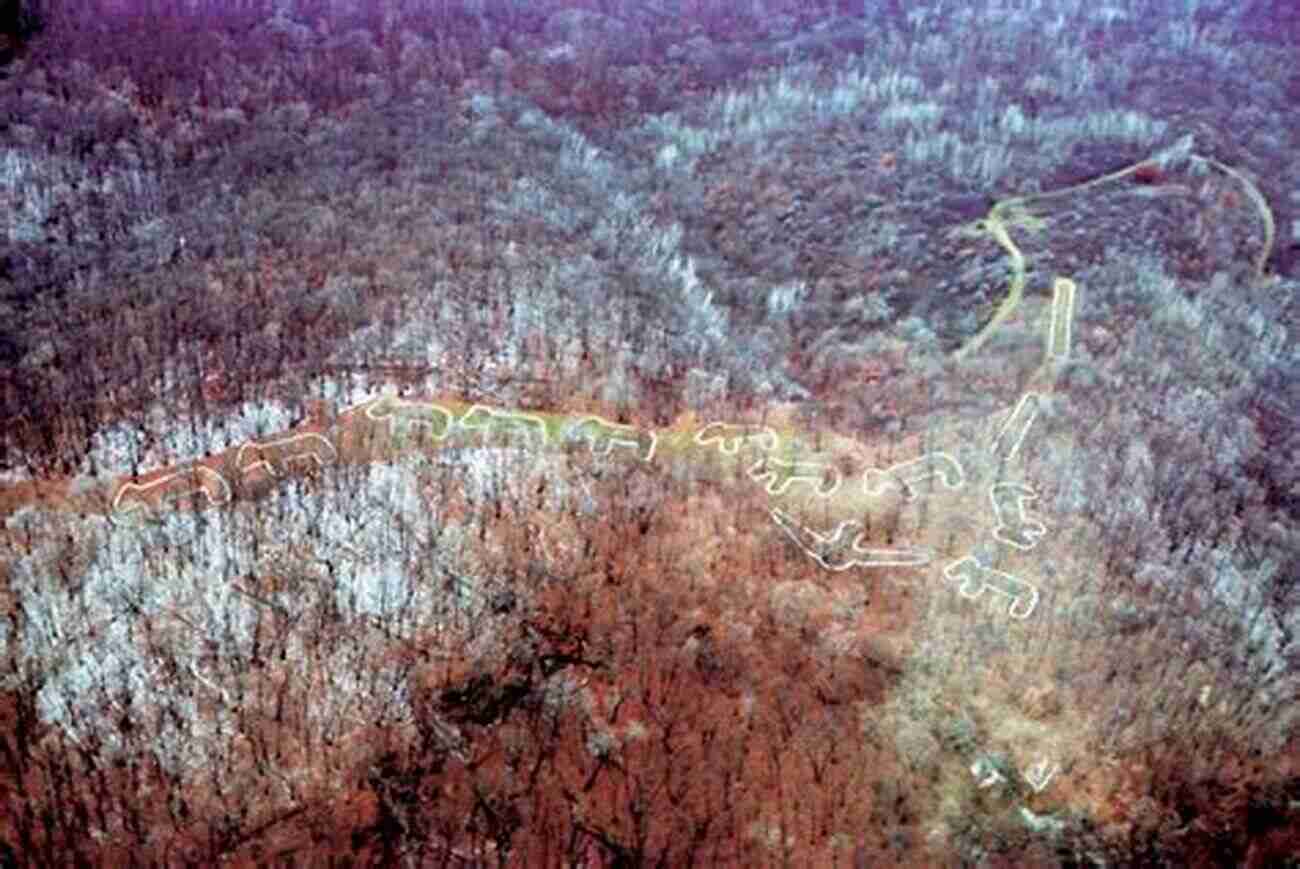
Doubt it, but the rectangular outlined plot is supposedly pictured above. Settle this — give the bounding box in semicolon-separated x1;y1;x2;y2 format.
1046;277;1076;362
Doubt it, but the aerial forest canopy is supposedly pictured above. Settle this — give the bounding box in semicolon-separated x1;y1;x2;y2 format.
0;0;1297;865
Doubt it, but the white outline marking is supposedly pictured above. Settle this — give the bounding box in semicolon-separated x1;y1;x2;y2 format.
989;482;1048;550
748;456;841;498
694;422;780;455
562;415;658;463
769;507;931;571
236;432;338;479
113;466;232;513
942;554;1039;619
1023;758;1060;793
990;392;1040;463
339;398;378;419
1046;277;1076;362
971;758;1006;789
862;452;965;500
457;404;549;446
365;396;456;441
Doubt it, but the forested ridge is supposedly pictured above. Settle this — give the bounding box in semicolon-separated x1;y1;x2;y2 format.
2;0;1298;864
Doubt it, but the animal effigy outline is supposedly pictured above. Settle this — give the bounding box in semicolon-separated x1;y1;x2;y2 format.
862;451;965;500
366;398;554;449
563;414;658;463
365;395;456;441
113;466;232;513
988;482;1048;551
748;455;841;498
942;554;1039;620
236;432;339;480
769;507;932;571
693;421;780;456
457;404;550;447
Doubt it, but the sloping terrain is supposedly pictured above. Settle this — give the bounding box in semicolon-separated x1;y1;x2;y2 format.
2;0;1299;865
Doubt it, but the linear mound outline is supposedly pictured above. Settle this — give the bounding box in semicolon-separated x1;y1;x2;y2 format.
989;392;1041;463
1046;276;1076;364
